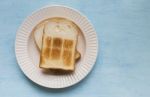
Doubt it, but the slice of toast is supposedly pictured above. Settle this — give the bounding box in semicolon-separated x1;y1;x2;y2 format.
39;18;79;70
33;19;80;60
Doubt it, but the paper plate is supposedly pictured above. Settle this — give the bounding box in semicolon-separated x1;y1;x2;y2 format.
15;5;98;88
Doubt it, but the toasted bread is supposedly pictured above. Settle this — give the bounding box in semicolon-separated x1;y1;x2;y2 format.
33;19;80;60
39;18;79;70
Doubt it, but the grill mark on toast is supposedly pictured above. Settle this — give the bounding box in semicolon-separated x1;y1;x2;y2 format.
46;37;51;47
43;37;51;59
51;48;61;59
43;48;50;59
53;37;62;48
63;39;74;49
63;50;72;66
40;55;45;65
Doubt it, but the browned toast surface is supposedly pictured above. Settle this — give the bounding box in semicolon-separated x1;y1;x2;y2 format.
39;18;79;70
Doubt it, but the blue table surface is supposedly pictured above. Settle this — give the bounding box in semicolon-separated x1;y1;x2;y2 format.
0;0;150;97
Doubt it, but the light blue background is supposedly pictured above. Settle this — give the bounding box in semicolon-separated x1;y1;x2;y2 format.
0;0;150;97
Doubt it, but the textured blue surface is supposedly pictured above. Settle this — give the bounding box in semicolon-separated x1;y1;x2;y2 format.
0;0;150;97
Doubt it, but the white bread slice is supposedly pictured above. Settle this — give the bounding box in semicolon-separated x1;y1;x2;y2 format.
39;18;78;70
34;18;81;60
